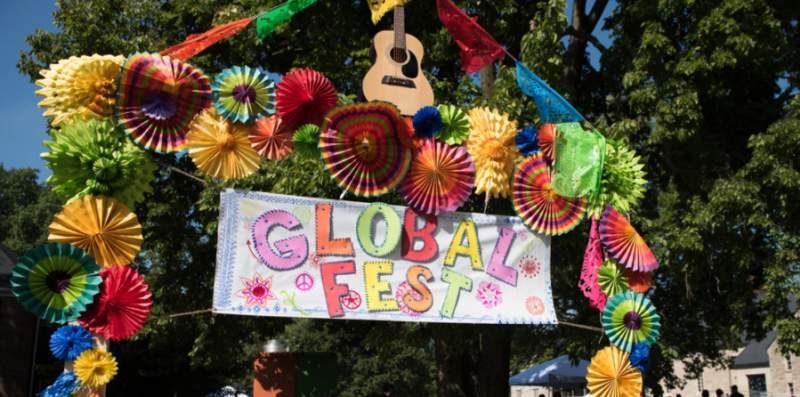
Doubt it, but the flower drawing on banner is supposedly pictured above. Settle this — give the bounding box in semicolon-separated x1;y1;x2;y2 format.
526;296;545;315
307;252;322;269
476;281;503;309
341;290;362;311
518;256;541;278
239;273;277;306
395;281;423;317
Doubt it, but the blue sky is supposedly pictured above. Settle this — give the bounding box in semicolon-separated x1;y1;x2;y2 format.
0;0;615;179
0;1;56;176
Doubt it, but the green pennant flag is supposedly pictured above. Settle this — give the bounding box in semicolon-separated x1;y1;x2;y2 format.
256;0;318;39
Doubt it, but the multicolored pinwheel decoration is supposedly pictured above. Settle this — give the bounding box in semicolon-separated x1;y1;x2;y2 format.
212;66;276;123
398;139;475;215
602;291;661;352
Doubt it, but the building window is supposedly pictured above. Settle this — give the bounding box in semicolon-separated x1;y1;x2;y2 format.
790;382;795;397
747;374;767;397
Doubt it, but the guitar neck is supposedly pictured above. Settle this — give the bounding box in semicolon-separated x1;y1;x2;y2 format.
394;6;406;50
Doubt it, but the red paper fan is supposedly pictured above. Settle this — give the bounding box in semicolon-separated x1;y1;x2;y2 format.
625;269;652;293
79;266;152;340
539;123;557;162
250;115;293;160
599;205;659;272
398;139;475;215
275;68;337;130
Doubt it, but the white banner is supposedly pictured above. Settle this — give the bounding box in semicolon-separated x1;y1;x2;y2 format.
213;190;556;324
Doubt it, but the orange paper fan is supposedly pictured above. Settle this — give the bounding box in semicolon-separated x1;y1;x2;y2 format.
250;115;293;160
587;346;643;397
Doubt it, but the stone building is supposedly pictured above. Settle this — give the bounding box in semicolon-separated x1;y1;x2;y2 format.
663;331;799;397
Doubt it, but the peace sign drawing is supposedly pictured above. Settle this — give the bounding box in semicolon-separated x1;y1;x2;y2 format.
294;272;314;291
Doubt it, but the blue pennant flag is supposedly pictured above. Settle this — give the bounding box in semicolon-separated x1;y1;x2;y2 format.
516;63;584;123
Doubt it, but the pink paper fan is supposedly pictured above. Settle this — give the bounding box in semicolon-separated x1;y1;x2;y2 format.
599;205;659;272
249;115;293;160
398;139;475;215
79;266;152;340
275;68;337;130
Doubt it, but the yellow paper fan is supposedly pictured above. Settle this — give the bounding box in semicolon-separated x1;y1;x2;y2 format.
48;195;142;268
36;54;125;125
186;108;261;180
587;346;643;397
74;348;118;388
466;107;520;199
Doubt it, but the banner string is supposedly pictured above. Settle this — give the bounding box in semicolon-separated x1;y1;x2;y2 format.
154;307;603;333
167;165;208;185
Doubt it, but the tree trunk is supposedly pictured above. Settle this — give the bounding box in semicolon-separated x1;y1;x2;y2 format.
476;325;513;397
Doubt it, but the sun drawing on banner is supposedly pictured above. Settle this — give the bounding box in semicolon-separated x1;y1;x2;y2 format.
238;273;277;306
518;256;541;278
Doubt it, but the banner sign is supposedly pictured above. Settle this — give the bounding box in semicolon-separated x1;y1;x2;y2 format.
213;190;556;324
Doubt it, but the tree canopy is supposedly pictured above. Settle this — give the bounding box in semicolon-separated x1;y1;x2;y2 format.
15;0;800;396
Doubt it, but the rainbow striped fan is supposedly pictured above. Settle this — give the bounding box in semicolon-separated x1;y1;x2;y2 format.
116;53;211;153
398;139;475;215
320;103;412;197
599;205;659;272
512;153;586;235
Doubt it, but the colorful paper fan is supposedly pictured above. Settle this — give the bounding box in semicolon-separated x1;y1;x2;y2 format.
249;114;293;160
116;53;211;153
292;124;321;158
48;195;142;268
588;139;647;217
49;324;93;361
512;153;587;235
587;346;643;397
42;118;156;208
602;291;661;352
412;106;443;138
186;108;261;180
598;260;629;297
398;139;475;215
10;243;101;324
437;104;470;145
320;103;412;197
516;126;540;157
599;206;659;272
74;348;118;388
625;269;652;293
39;371;79;397
275;68;337;130
36;54;125;126
539;123;557;162
212;66;276;123
80;266;152;341
466;107;520;199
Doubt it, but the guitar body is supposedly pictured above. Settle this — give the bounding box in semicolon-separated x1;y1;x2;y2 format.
363;30;435;116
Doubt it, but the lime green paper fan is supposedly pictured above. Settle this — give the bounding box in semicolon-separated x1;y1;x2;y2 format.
437;104;470;145
597;260;629;297
602;291;661;352
42;118;156;208
588;139;647;217
292;124;321;158
10;243;102;324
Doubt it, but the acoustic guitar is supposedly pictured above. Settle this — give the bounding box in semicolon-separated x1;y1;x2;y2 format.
362;6;435;116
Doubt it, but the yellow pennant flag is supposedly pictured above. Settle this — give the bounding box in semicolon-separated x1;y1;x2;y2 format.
368;0;410;24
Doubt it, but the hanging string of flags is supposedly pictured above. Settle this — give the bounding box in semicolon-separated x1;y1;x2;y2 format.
160;0;581;124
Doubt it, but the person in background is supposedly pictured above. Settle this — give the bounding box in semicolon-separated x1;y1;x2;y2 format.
716;389;725;397
730;386;744;397
702;390;710;397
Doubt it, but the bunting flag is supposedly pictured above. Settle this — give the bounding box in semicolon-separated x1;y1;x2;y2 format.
368;0;410;24
256;0;319;39
516;63;584;123
160;17;255;61
436;0;506;74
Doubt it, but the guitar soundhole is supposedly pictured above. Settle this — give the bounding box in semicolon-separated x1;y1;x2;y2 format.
390;47;409;64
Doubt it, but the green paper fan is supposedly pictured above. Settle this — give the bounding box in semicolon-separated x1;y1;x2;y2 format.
597;260;629;297
602;291;661;352
42;118;156;208
10;243;102;324
588;139;647;217
437;105;470;145
292;124;321;158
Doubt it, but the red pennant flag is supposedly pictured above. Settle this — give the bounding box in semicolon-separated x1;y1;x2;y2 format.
436;0;506;74
161;17;254;61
